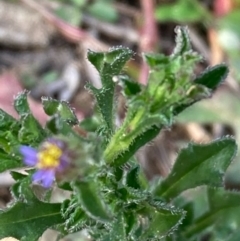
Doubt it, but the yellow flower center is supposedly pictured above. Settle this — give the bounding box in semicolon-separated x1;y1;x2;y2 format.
37;143;63;169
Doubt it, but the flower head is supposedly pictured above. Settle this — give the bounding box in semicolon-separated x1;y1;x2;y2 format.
20;138;70;188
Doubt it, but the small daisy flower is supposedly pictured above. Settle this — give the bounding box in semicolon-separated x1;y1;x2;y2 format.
20;138;70;188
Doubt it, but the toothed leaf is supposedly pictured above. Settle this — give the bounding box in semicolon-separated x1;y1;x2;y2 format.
154;138;237;200
14;90;30;115
184;188;240;238
87;47;133;137
173;26;192;56
194;64;229;90
42;97;78;125
0;200;63;241
74;181;113;223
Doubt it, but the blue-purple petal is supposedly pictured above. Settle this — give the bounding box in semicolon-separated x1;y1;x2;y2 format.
19;146;38;166
57;155;69;172
24;158;38;166
32;169;55;188
47;138;65;149
32;170;46;182
42;170;55;188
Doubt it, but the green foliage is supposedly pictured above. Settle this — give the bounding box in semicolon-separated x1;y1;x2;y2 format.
0;26;236;241
15;91;46;144
153;138;237;200
155;0;210;23
194;64;229;90
0;152;21;173
53;0;118;25
0;200;63;240
87;0;118;22
86;47;133;139
42;97;78;125
74;180;113;222
183;188;240;238
55;5;82;26
0;175;63;240
103;27;224;166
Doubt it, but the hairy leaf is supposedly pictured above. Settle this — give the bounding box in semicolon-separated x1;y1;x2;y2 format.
14;91;45;145
172;26;191;56
0;109;17;130
100;214;127;241
132;200;186;240
155;0;209;23
0;152;22;173
87;47;133;138
126;165;141;189
42;97;78;125
153;138;237;200
14;90;30;115
0;200;63;241
18;114;46;144
61;198;88;233
194;64;229;90
74;181;112;223
184;188;240;238
104;27;222;166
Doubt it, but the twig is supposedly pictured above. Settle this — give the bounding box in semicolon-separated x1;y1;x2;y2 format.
114;2;140;19
213;0;233;16
20;0;108;50
210;0;239;91
82;14;139;43
139;0;159;85
188;27;211;62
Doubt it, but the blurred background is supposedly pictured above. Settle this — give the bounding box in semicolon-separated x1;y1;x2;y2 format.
0;0;240;239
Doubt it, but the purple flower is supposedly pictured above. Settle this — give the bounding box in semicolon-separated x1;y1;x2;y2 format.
20;139;70;188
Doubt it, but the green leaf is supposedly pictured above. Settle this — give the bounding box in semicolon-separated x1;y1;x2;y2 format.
184;188;240;238
42;97;78;125
46;116;82;142
194;64;229;90
100;26;229;170
79;115;101;132
173;64;229;115
133;200;186;240
0;151;22;173
0;200;63;240
108;125;162;166
71;0;86;7
100;214;127;241
0;130;20;154
55;5;82;26
224;232;240;241
42;71;58;84
0;110;21;154
118;75;142;97
172;26;191;56
103;27;214;166
155;0;209;23
74;180;113;222
10;171;27;181
0;109;17;130
14;90;31;115
87;47;133;138
153;138;237;200
61;198;88;233
111;63;229;166
126;165;141;189
14;91;45;145
18;114;46;144
87;1;118;22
